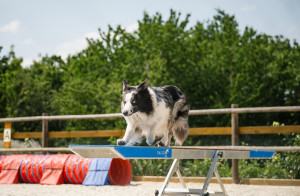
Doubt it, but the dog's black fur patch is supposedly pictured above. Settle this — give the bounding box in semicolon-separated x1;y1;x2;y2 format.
122;85;154;116
151;85;184;109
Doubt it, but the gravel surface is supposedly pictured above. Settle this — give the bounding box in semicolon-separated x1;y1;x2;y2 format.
0;181;299;196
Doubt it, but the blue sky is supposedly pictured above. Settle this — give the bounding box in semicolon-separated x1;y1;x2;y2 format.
0;0;299;67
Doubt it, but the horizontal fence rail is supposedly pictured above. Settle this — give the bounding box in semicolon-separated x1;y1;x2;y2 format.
0;106;300;123
0;113;123;123
189;106;300;115
0;147;70;153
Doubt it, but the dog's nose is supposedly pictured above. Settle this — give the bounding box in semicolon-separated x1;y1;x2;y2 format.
123;111;129;116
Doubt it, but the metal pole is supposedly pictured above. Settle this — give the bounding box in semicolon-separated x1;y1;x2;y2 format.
157;159;180;196
200;150;219;195
231;104;239;184
42;113;48;147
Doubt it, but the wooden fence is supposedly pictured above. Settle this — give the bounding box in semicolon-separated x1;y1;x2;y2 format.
1;105;300;184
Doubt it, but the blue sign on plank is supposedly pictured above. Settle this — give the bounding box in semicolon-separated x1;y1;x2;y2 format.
115;146;172;158
250;150;275;158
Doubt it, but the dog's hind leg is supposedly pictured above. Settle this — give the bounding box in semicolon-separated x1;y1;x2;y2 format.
171;95;189;146
165;131;173;147
172;118;189;146
156;96;188;147
156;131;173;147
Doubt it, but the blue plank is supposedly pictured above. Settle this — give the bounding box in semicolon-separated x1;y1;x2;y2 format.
69;145;172;158
69;145;275;159
250;150;275;158
115;146;172;158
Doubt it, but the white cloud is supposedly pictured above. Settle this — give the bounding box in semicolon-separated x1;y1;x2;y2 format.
85;32;99;40
22;38;37;45
125;23;139;33
0;20;20;33
22;58;34;68
241;5;256;12
57;32;100;59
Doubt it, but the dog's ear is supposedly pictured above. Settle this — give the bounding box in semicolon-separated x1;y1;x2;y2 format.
137;79;148;91
122;80;128;92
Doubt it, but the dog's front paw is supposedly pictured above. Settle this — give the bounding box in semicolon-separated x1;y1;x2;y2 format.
117;139;126;146
146;139;154;146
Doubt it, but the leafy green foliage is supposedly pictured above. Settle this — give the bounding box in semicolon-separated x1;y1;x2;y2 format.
0;10;300;178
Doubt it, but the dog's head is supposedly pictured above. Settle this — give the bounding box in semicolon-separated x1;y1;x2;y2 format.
121;79;150;117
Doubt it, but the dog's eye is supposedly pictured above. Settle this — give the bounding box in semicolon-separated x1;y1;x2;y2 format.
123;101;126;104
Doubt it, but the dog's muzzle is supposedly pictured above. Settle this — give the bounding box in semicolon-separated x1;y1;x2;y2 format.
122;110;134;116
122;108;136;117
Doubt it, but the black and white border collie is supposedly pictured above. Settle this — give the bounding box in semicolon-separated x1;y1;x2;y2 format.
117;79;189;147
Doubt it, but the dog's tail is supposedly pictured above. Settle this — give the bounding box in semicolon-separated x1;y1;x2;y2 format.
171;95;189;146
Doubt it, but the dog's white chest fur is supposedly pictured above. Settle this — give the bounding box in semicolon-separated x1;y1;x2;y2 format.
125;101;170;136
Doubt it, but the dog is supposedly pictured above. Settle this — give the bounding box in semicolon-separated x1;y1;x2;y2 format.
117;79;189;147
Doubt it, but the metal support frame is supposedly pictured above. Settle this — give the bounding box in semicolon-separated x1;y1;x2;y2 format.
156;150;228;196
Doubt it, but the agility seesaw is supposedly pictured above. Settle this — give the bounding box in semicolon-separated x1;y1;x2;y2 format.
69;145;275;196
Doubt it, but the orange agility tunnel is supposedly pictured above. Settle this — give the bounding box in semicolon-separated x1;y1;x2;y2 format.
63;154;91;184
0;154;131;186
0;155;27;184
0;155;6;173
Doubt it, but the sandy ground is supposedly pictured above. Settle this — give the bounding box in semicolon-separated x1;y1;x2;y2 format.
0;181;299;196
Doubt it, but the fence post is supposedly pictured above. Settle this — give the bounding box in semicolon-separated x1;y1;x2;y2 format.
231;104;239;184
3;122;12;148
42;113;48;147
